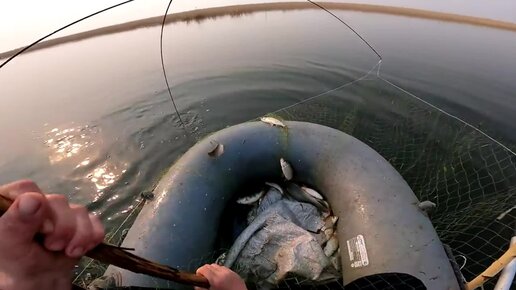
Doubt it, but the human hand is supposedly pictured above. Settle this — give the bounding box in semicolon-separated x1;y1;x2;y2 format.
194;264;247;290
0;180;105;290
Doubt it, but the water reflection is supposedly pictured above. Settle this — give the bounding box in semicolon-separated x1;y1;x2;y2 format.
76;158;91;168
44;125;97;164
86;161;127;200
44;125;127;202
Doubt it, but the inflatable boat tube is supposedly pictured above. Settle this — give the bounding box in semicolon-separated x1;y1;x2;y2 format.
106;121;460;290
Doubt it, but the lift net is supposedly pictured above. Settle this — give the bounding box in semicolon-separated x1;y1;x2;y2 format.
9;1;509;289
172;64;516;290
269;71;516;289
111;3;516;290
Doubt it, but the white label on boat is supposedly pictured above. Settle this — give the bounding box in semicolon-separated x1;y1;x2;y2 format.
346;235;369;268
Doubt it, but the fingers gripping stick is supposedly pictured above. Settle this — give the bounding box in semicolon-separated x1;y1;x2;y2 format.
0;194;210;289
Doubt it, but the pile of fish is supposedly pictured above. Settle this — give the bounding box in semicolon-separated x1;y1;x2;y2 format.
218;157;341;288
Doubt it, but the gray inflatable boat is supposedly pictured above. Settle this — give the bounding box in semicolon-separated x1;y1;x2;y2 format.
105;121;461;290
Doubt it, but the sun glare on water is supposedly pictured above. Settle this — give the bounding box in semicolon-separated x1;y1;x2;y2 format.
44;125;127;201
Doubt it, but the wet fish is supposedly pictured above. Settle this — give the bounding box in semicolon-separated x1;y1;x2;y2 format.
248;186;283;224
87;271;122;290
247;186;285;224
208;141;224;158
260;116;285;128
322;216;338;241
285;182;328;213
215;252;227;265
265;182;284;194
280;158;293;180
320;200;331;218
321;215;338;232
323;234;339;257
323;227;334;241
497;205;516;220
256;187;283;213
121;228;130;241
418;200;436;215
301;186;324;200
237;190;265;205
330;249;341;272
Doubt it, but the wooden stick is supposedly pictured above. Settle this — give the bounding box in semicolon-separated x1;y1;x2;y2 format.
465;243;516;290
0;195;210;289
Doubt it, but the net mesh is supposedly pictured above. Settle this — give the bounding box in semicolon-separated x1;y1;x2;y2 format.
120;72;514;290
62;2;515;290
79;35;514;290
267;74;515;289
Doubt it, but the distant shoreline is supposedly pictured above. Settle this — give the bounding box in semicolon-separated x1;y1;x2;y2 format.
2;2;516;59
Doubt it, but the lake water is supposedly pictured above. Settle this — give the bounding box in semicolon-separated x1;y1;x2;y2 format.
0;7;515;288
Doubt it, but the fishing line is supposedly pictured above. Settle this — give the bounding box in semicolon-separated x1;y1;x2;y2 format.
0;0;189;285
1;0;189;134
160;0;189;133
456;254;467;270
306;0;382;61
72;198;145;284
377;75;516;156
0;0;135;69
269;60;381;115
303;1;516;157
262;0;383;118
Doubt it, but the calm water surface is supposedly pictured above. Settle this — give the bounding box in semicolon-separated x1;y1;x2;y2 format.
0;7;515;285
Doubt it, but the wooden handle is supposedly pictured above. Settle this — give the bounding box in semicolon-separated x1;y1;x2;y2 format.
465;243;516;290
0;194;210;289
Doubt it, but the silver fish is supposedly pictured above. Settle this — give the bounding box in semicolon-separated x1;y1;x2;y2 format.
280;158;293;180
285;182;328;213
321;215;338;232
330;249;341;272
497;205;516;220
208;141;224;158
215;252;227;265
301;186;324;200
322;215;338;242
248;186;283;224
323;227;334;241
418;200;436;215
320;200;331;218
265;182;284;194
320;200;330;210
87;271;122;290
323;234;339;257
260;116;285;128
121;228;130;241
257;187;283;212
237;190;265;205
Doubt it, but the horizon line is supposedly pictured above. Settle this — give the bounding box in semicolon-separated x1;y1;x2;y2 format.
2;1;516;59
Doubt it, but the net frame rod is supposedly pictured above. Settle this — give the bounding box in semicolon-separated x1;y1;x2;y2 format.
494;236;516;290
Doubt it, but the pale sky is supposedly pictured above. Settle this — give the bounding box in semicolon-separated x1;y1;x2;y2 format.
1;0;515;53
